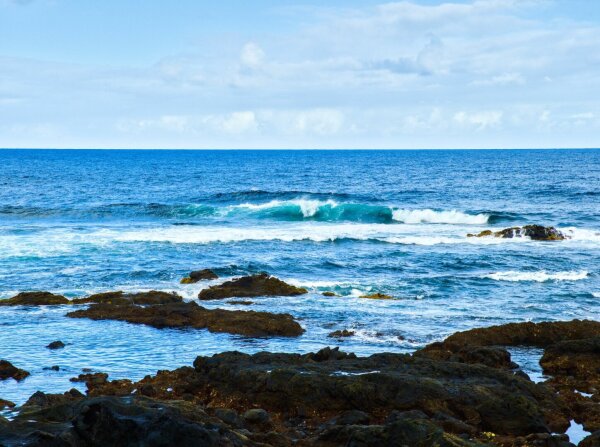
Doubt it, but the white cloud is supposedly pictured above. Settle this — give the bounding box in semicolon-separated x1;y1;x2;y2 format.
240;42;265;69
453;111;503;130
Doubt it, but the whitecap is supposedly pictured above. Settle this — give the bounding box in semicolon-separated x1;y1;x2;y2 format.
391;209;489;225
482;270;589;282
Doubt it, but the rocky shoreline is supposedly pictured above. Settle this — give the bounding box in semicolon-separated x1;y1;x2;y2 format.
1;271;600;446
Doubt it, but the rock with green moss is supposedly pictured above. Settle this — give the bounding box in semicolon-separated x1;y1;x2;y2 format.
359;292;394;300
467;225;567;241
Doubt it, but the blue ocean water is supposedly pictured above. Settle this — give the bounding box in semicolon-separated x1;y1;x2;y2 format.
1;149;599;404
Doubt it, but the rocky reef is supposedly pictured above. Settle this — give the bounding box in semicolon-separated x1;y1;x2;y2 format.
66;301;304;337
71;290;183;305
467;225;568;241
198;273;308;300
4;317;600;445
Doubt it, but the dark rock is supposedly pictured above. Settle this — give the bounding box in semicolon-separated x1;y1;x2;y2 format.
467;225;567;241
439;320;600;349
541;337;600;383
67;301;304;337
198;273;307;300
46;340;65;350
0;399;15;410
214;408;243;428
0;360;30;381
43;365;60;371
415;343;518;369
72;290;182;305
328;329;355;338
70;372;109;388
330;409;370;425
0;395;248;446
181;269;219;284
22;389;84;409
322;291;337;297
0;291;69;306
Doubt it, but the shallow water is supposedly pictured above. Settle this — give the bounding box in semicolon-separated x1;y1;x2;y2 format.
1;149;599;404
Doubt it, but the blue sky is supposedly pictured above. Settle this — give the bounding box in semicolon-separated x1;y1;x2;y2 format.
1;0;599;149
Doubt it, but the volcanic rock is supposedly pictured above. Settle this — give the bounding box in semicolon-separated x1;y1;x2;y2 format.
46;340;65;350
67;301;304;337
0;360;30;381
198;273;307;300
467;225;567;241
71;290;182;305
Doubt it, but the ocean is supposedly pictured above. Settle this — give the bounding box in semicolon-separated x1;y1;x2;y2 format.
1;149;599;404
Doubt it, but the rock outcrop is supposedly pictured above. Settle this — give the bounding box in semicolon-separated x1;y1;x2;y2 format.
467;225;567;241
198;273;308;300
0;291;69;306
71;290;182;305
67;301;304;337
180;269;219;284
0;360;30;381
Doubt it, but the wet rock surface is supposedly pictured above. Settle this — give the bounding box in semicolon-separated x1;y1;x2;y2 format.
328;329;355;338
0;291;69;306
467;225;567;241
181;268;219;283
66;301;304;337
71;290;183;305
0;360;30;381
198;273;308;300
358;293;394;300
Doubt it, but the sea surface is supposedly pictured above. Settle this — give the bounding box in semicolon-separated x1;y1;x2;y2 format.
1;149;599;405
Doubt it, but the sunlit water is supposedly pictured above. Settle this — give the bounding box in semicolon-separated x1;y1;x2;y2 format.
1;149;599;405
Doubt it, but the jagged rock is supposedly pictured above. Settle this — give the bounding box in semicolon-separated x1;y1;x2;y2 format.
581;431;600;447
467;225;567;241
0;291;68;306
72;290;182;305
180;269;219;284
46;340;65;350
22;389;84;409
198;273;307;300
67;301;304;337
328;329;355;338
0;360;30;381
359;293;394;300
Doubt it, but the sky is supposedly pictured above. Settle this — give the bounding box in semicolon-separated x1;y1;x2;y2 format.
1;0;599;149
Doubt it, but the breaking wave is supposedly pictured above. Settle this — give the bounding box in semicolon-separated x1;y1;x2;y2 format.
482;270;589;282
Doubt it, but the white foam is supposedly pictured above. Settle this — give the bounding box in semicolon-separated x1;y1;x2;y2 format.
483;270;589;282
391;209;489;225
593;292;600;298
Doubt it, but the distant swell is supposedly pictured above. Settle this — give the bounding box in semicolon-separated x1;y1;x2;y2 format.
482;270;589;282
0;199;492;225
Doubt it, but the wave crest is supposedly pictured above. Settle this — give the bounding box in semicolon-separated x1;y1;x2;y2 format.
482;270;589;282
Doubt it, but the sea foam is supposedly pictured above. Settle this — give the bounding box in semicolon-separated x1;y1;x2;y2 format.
483;270;589;282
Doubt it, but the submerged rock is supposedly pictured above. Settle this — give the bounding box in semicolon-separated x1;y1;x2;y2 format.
46;340;65;350
72;290;182;305
0;360;30;381
198;273;307;300
467;225;567;241
67;301;304;337
322;291;337;297
359;292;394;300
328;329;355;338
0;291;68;306
180;269;219;284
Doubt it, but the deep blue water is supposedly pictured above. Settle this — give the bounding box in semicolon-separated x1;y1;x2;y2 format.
1;149;599;405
